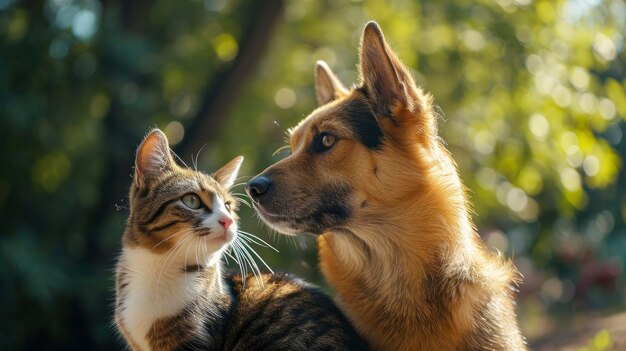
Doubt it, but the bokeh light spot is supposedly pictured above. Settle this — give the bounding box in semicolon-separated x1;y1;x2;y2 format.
49;34;71;60
312;47;337;67
598;98;616;120
541;277;564;302
462;29;486;51
476;167;498;189
507;187;528;212
529;113;549;140
214;34;238;61
569;66;590;91
578;93;598;114
552;85;572;107
274;88;297;109
165;121;185;146
566;145;583;167
90;93;110;119
72;10;97;40
560;167;581;191
473;130;496;155
485;229;509;252
593;33;616;61
31;152;72;193
583;155;600;177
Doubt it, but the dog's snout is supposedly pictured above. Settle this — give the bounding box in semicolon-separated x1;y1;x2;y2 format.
246;176;272;199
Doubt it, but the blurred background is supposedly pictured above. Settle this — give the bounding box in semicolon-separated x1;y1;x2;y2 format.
1;0;625;349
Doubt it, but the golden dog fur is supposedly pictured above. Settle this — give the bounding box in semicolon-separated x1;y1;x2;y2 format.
248;22;525;350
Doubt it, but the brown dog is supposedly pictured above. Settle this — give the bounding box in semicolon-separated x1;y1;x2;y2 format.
247;22;526;350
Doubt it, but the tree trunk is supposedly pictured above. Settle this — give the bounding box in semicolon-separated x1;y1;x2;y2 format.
175;0;285;157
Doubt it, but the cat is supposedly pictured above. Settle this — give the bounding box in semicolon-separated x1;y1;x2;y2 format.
114;129;368;351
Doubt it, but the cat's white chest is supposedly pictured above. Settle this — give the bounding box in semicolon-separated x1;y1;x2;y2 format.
119;247;200;351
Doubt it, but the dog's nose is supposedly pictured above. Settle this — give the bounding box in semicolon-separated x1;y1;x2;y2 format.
246;176;272;199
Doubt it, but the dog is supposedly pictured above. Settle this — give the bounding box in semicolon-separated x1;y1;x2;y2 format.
247;21;526;350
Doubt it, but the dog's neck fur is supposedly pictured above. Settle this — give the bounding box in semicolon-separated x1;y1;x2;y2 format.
319;144;524;351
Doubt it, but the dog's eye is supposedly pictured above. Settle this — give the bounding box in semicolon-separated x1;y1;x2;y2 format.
322;134;335;148
318;133;336;150
312;132;338;153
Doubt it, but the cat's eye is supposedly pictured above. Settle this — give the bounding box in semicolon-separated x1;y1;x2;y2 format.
225;202;232;211
321;133;336;149
181;194;202;209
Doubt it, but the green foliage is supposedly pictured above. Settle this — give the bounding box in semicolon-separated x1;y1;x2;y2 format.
1;0;625;348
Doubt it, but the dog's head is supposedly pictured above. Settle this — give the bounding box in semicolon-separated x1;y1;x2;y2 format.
247;22;455;237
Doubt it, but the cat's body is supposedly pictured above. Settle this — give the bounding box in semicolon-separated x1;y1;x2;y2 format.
115;129;368;351
116;247;230;351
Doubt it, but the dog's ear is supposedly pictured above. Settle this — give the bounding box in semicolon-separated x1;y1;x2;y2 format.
315;60;349;105
358;22;435;142
359;21;412;113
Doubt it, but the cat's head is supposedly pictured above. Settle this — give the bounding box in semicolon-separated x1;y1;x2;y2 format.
124;129;243;262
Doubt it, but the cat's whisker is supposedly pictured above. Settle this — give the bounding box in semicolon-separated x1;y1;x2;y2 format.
230;181;249;189
158;231;194;286
157;232;188;283
152;230;180;249
222;246;231;265
194;237;201;273
232;197;252;208
229;178;252;191
193;144;207;172
234;240;262;287
231;243;247;287
204;239;210;265
237;230;279;252
234;175;253;181
236;200;251;209
224;247;239;265
176;233;195;290
170;148;189;169
238;234;272;249
234;240;263;284
231;192;248;196
238;238;275;275
158;234;189;286
233;241;251;276
198;238;205;265
231;192;252;202
235;248;258;287
232;196;252;208
184;236;195;290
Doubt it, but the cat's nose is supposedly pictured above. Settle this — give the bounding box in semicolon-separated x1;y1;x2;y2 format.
246;176;272;199
218;216;233;230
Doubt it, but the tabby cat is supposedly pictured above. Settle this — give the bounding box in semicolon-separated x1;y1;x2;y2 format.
114;129;368;351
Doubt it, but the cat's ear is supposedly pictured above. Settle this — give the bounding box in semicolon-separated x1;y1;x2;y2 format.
315;60;349;105
214;156;243;189
134;129;175;188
